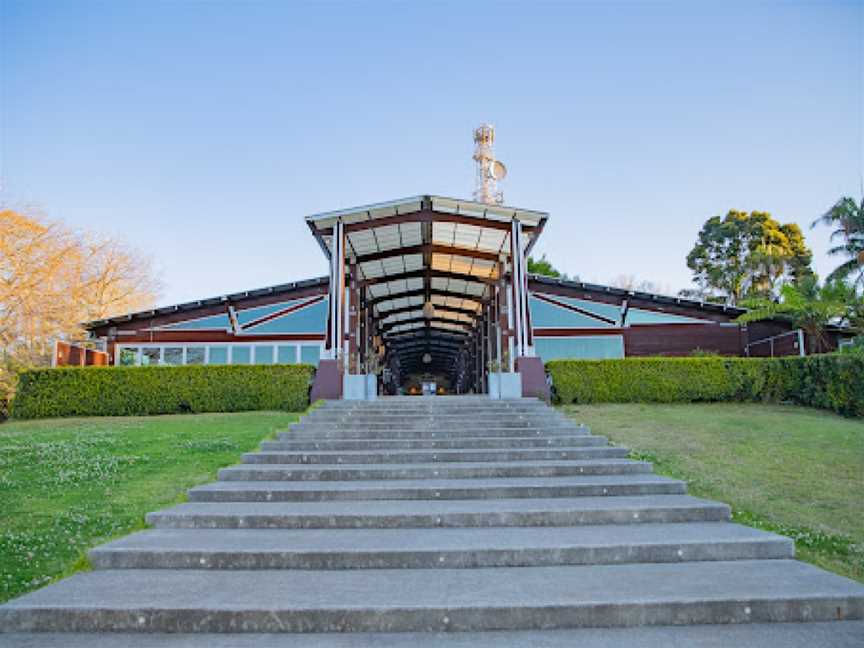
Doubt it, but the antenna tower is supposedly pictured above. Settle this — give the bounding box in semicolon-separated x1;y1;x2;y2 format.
472;124;507;205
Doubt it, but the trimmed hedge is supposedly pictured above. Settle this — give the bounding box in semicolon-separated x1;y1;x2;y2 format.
10;364;315;419
547;354;864;417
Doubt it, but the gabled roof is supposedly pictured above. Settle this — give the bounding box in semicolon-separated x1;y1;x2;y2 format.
305;194;549;342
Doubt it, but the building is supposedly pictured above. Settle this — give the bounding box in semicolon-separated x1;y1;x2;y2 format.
74;195;847;396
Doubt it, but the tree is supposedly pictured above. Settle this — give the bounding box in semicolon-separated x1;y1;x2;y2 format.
527;254;562;278
736;276;857;354
686;210;814;305
609;274;672;295
0;208;159;413
811;196;864;289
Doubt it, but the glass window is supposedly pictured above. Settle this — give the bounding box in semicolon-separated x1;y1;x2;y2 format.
163;347;184;365
208;346;228;364
277;345;297;364
186;347;205;365
142;348;161;366
232;346;251;364
119;348;138;366
254;346;274;364
300;346;321;366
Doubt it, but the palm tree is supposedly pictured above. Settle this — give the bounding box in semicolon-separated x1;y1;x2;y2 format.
737;276;855;354
811;196;864;288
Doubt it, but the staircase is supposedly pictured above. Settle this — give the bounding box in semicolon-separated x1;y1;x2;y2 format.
2;397;862;646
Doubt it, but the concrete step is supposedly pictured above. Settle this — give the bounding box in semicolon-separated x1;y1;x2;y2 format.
188;474;687;502
241;447;629;465
291;420;579;431
286;426;589;440
301;413;570;423
217;459;653;482
267;434;608;451
146;495;730;529
4;623;864;647
3;561;862;633
88;523;793;570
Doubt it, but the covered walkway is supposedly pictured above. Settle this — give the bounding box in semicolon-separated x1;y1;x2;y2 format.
305;195;548;396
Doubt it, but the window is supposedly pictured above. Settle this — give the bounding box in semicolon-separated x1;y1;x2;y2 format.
119;348;138;366
208;346;228;364
300;346;321;366
142;348;161;366
277;345;297;364
254;346;275;364
535;336;625;361
186;347;205;365
163;347;184;365
232;346;251;364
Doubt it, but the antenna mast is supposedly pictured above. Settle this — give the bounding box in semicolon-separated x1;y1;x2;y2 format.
472;124;507;205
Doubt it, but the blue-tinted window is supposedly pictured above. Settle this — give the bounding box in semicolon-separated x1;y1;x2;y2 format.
232;346;251;364
277;345;298;363
254;346;275;364
186;347;205;365
535;336;625;361
163;347;183;365
300;346;321;366
208;347;228;364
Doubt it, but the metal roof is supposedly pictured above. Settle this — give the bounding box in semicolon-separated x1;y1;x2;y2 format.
306;195;549;342
85;276;329;329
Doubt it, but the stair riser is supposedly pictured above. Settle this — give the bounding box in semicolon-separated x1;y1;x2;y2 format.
146;507;730;529
217;463;653;481
285;428;588;440
188;482;686;502
89;540;793;570
291;422;578;431
293;415;573;427
266;437;607;450
241;449;629;465
4;597;859;633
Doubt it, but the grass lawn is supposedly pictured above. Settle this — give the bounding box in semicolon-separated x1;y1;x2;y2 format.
561;403;864;582
0;411;299;603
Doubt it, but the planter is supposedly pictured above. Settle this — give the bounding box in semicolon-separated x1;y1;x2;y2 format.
343;374;368;401
343;373;378;400
365;373;378;401
487;372;522;399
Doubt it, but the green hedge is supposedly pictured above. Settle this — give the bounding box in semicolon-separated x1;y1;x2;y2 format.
10;364;315;419
547;355;864;417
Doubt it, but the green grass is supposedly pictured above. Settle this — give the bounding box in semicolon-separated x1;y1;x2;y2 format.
561;402;864;582
0;411;299;603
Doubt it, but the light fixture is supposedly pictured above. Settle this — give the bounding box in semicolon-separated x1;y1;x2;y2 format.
422;353;432;364
422;301;436;319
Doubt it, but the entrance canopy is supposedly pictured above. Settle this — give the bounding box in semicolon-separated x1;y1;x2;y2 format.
306;195;548;392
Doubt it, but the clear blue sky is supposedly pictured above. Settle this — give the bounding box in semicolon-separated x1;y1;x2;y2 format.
2;1;861;307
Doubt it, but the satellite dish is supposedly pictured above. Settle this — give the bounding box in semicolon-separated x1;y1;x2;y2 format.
490;160;507;180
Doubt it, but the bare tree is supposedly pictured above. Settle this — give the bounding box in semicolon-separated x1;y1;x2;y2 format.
0;208;160;413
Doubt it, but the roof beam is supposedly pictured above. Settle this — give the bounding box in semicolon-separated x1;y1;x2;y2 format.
380;316;474;333
355;244;500;265
369;288;487;308
315;210;539;236
379;304;480;320
363;269;496;288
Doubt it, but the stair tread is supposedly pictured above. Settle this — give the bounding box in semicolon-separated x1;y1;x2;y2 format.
194;474;682;492
4;561;861;612
90;522;790;555
149;494;728;518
